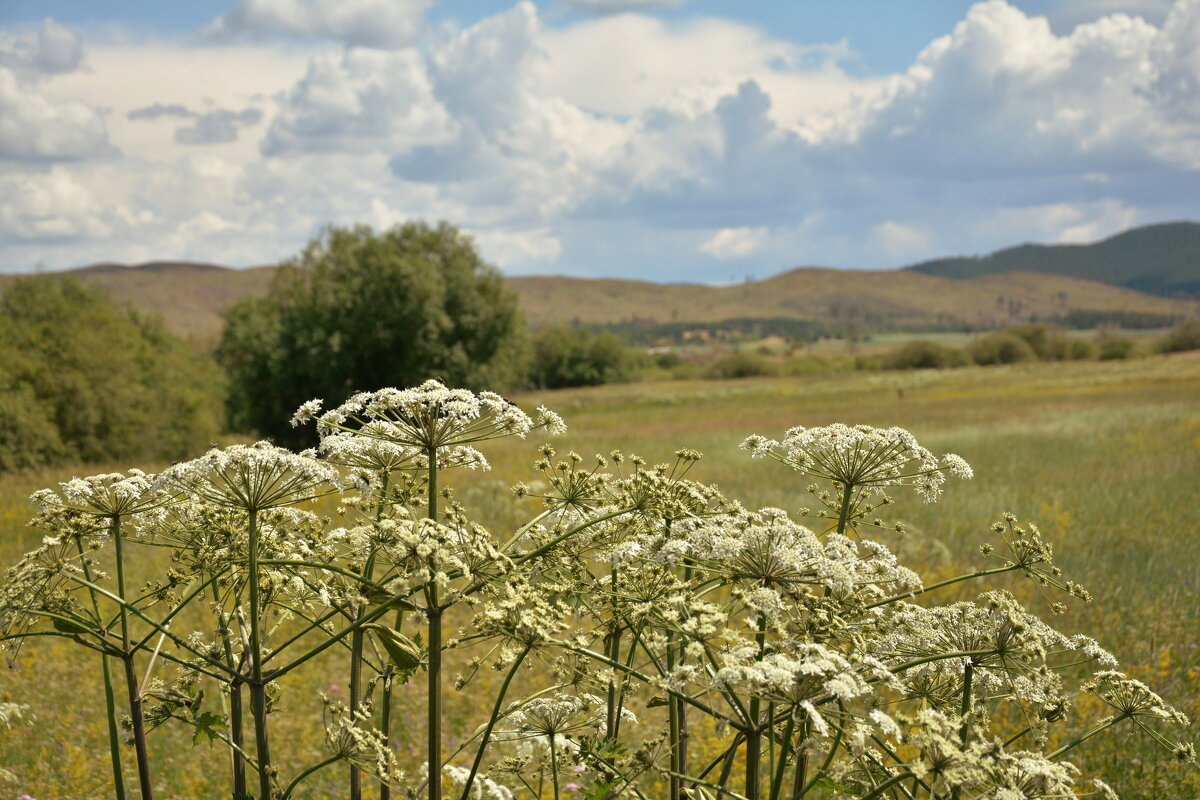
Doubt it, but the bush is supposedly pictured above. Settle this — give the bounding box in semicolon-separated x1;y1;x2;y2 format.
528;325;641;388
781;353;858;376
967;331;1037;365
1068;337;1096;360
0;276;223;470
883;340;969;370
1159;318;1200;353
1096;330;1137;360
705;351;779;379
219;222;528;447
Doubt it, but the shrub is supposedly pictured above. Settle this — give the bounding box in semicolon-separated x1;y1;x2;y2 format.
1096;330;1137;360
0;276;223;470
1159;318;1200;353
705;351;779;379
967;330;1037;365
528;324;641;388
883;339;969;370
218;222;528;447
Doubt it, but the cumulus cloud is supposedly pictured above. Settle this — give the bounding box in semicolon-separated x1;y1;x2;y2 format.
699;226;769;259
205;0;433;47
0;18;84;78
262;48;452;155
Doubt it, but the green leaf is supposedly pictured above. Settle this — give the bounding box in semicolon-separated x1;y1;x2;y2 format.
364;588;417;610
51;615;92;635
192;711;227;748
646;695;669;708
581;781;616;800
364;623;425;670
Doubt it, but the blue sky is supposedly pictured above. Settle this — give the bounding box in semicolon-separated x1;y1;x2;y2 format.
0;0;1195;280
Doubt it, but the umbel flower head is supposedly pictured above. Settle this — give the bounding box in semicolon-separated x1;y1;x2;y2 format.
32;469;164;518
157;441;339;511
292;379;567;452
741;423;972;502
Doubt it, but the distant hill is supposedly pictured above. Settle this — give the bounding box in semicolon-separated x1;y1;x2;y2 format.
10;258;1194;344
906;221;1200;298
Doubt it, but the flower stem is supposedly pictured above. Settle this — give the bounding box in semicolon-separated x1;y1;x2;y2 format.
458;646;530;800
247;506;274;799
112;515;154;800
426;444;442;800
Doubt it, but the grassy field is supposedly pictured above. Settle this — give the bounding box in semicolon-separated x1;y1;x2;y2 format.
1;354;1198;798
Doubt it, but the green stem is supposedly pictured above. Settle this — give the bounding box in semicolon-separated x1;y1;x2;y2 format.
549;732;560;800
1045;714;1127;759
280;753;343;799
951;661;973;800
112;516;154;800
835;482;855;536
768;712;795;800
426;444;442;800
76;537;126;800
212;581;247;798
866;566;1020;610
458;646;530;800
247;507;274;799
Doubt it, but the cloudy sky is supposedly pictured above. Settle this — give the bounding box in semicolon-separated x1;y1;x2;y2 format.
1;0;1197;281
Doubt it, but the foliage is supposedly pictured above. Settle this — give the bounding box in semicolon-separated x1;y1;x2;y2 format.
528;324;642;388
883;339;970;370
0;276;223;471
218;222;528;448
1;377;1193;800
705;351;780;379
966;331;1037;365
1096;330;1137;360
1158;318;1200;353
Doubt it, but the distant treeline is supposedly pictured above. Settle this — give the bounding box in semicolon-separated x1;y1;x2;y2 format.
4;220;1199;471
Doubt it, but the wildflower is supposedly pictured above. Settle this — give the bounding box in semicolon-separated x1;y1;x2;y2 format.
156;441;339;511
741;423;971;502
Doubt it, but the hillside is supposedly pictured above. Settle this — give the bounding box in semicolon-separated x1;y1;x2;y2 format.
18;259;1194;343
906;221;1200;298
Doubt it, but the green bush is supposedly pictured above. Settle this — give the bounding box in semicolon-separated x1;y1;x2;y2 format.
782;353;858;376
1159;318;1200;353
1096;330;1137;360
1068;338;1096;360
966;331;1037;365
705;351;779;379
0;276;223;470
219;222;528;447
883;340;969;370
528;325;642;388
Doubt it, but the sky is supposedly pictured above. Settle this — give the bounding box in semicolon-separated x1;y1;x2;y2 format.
1;0;1197;282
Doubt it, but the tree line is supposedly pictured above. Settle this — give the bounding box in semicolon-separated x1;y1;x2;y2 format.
3;220;1199;470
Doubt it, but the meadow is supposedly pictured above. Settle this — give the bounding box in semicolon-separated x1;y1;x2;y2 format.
1;353;1197;799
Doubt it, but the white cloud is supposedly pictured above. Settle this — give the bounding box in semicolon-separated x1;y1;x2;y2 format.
262;48;452;155
473;228;563;267
699;226;768;259
205;0;434;47
874;221;932;258
0;19;84;78
0;67;112;161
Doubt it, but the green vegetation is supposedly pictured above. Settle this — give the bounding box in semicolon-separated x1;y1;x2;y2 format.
528;323;642;388
0;276;223;471
218;222;528;447
1160;317;1200;353
909;220;1200;298
0;356;1196;800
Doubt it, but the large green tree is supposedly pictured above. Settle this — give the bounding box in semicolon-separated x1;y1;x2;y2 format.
0;276;224;470
219;221;528;446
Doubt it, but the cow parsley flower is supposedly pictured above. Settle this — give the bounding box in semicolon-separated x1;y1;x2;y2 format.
741;423;971;502
156;441;339;511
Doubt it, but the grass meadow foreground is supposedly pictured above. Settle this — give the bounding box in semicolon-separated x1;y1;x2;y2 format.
0;354;1197;800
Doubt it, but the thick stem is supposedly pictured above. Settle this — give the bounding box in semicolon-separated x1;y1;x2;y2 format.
212;581;247;798
112;516;154;800
426;445;442;800
122;653;154;800
101;654;127;800
247;507;273;799
768;713;795;800
77;536;126;800
549;733;561;800
379;670;394;800
835;482;855;536
951;661;973;800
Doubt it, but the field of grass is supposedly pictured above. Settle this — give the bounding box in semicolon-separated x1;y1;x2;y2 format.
1;354;1198;799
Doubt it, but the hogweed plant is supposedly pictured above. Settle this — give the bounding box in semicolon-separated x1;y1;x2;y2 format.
1;381;1193;800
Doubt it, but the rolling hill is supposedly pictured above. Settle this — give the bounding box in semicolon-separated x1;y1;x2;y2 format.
906;221;1200;298
6;259;1193;345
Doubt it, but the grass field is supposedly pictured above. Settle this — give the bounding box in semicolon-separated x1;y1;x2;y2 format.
1;354;1198;799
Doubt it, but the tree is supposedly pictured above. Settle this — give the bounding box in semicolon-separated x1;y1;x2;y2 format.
528;324;641;388
0;275;224;470
219;222;528;446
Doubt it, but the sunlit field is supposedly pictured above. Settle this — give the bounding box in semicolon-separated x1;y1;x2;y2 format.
2;353;1197;799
